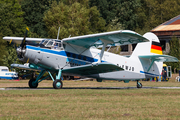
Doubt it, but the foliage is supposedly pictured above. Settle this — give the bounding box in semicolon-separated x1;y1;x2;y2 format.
20;0;53;37
0;0;26;37
166;37;180;71
144;0;180;29
0;0;26;67
0;0;180;69
2;46;17;69
89;0;142;30
44;1;106;39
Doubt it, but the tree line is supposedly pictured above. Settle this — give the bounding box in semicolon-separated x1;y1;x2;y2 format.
0;0;180;69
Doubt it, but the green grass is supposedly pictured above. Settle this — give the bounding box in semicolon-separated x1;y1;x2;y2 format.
0;80;180;119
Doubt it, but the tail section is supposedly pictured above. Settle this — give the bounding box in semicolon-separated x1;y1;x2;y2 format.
131;32;163;76
131;32;162;57
130;32;178;77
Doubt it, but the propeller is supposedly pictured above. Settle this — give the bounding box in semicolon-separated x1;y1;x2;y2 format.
17;27;29;58
20;27;29;49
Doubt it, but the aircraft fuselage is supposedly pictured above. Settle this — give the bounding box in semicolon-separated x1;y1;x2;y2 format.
22;44;161;81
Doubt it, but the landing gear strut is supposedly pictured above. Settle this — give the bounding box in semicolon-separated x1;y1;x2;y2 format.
137;81;142;88
52;69;63;89
28;69;63;89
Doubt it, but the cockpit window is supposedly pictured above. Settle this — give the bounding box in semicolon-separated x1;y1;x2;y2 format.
39;39;63;50
40;40;48;45
58;43;61;47
46;41;54;47
43;40;48;45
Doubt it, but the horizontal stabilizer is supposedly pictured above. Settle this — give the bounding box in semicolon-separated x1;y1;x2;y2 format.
11;64;42;71
62;62;123;75
139;55;178;62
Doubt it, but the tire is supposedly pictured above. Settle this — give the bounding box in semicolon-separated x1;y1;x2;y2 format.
29;78;38;88
53;80;63;89
137;82;142;88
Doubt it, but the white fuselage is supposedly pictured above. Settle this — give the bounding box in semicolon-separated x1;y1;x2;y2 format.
24;44;162;81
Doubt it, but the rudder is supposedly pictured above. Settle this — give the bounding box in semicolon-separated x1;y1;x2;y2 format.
131;32;162;57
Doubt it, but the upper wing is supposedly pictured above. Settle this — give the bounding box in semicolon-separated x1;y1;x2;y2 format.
139;55;178;62
62;62;123;75
62;30;149;48
3;37;46;44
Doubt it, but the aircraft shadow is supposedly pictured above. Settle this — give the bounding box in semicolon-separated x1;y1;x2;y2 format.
4;86;161;90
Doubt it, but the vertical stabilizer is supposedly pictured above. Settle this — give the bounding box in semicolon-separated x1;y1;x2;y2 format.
131;32;162;57
131;32;163;76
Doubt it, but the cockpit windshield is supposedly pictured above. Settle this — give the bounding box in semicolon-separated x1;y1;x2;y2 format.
39;39;62;50
46;41;54;47
40;39;48;45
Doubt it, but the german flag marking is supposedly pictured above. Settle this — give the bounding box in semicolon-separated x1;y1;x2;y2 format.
151;45;162;51
150;41;162;55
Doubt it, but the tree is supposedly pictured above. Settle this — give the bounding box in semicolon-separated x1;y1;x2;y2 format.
20;0;53;37
0;0;26;66
44;1;106;39
89;0;143;30
2;46;18;69
0;0;26;37
116;0;142;30
143;0;180;29
166;37;180;72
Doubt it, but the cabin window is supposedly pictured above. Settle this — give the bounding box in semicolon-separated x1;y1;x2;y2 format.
58;43;61;47
78;55;81;59
72;54;76;58
67;53;71;57
83;56;87;60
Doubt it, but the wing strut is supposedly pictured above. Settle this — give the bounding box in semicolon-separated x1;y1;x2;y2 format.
97;39;113;63
147;59;155;72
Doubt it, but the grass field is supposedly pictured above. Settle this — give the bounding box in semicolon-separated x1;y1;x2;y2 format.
0;76;180;120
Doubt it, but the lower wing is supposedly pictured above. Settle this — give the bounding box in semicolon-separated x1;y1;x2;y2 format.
62;62;124;76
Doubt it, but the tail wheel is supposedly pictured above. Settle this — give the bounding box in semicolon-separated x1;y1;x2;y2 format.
53;80;63;89
29;78;38;88
137;82;142;88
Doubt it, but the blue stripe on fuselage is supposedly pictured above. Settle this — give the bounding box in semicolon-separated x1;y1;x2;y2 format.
140;71;159;77
26;45;100;63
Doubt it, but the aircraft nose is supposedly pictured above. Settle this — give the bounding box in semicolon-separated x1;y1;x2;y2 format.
16;47;26;59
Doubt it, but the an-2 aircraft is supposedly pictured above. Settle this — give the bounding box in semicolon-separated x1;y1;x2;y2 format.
3;28;178;89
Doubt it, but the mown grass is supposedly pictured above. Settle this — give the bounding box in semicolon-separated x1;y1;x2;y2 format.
0;89;180;120
0;78;180;120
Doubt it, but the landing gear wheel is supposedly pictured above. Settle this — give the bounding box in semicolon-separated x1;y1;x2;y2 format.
53;80;63;89
29;78;38;88
137;82;142;88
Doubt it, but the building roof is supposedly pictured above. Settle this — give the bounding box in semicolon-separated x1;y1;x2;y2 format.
151;15;180;32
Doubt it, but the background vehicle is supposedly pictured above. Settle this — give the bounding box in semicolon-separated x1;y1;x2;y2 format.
0;66;18;80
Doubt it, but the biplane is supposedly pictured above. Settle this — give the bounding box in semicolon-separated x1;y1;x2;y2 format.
3;28;178;89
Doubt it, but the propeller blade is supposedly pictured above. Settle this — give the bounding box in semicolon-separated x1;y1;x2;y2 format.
20;27;29;48
9;39;12;44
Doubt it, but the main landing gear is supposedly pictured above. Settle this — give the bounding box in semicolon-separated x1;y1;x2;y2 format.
28;69;63;89
137;80;142;88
